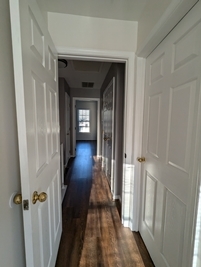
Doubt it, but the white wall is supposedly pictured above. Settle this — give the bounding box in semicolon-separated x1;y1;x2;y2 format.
137;0;171;50
76;101;97;141
0;0;25;266
136;0;198;56
48;13;138;52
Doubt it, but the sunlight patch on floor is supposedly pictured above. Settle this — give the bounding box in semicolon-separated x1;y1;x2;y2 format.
193;183;201;267
121;163;135;229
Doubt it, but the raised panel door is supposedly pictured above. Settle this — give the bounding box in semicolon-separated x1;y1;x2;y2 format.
9;0;62;266
140;4;201;267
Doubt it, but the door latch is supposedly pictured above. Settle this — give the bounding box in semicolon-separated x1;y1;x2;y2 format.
23;200;29;210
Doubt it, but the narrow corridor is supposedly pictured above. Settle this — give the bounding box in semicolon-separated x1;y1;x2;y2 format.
56;141;154;267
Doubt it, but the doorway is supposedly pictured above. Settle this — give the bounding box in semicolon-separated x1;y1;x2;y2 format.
72;97;100;157
58;53;135;229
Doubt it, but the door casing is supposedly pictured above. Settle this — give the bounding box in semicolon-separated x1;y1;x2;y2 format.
58;48;138;230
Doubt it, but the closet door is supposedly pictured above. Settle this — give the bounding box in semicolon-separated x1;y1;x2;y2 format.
65;92;70;163
102;78;115;189
140;3;201;267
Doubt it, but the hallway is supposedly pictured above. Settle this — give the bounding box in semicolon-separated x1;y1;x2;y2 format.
56;141;154;267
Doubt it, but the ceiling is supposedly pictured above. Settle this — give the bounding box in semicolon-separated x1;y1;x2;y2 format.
49;0;147;89
58;59;112;90
44;0;147;21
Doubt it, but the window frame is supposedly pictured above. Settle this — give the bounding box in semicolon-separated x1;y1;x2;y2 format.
78;108;90;133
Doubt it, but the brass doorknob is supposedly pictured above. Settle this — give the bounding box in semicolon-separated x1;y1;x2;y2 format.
13;193;22;205
32;191;47;204
137;157;145;163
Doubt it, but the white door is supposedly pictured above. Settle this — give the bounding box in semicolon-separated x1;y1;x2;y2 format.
102;78;115;190
140;3;201;267
9;1;62;266
65;92;70;163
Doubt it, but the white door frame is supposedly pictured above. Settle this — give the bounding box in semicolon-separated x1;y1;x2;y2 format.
58;48;137;230
72;97;100;156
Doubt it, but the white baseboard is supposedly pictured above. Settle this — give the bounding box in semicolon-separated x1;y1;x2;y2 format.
113;194;121;202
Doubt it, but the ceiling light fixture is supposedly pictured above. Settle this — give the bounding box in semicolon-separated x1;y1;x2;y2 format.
58;59;68;68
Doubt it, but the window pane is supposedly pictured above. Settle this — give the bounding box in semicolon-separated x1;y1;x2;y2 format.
78;109;90;133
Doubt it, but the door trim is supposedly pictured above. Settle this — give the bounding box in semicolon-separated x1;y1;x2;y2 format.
132;57;146;231
57;47;138;230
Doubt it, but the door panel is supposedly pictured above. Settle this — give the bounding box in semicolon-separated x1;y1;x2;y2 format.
140;4;201;267
167;81;196;173
147;94;161;158
9;0;62;266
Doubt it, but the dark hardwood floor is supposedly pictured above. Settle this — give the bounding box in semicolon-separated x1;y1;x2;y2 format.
55;141;154;267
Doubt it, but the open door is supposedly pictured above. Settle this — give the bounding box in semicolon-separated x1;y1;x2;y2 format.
140;3;201;266
9;0;62;266
102;78;115;192
65;92;70;163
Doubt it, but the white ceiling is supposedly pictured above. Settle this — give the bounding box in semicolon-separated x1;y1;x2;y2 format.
45;0;147;21
58;59;112;90
46;0;148;89
48;0;147;89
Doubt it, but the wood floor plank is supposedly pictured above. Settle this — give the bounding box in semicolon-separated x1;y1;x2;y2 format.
55;141;155;267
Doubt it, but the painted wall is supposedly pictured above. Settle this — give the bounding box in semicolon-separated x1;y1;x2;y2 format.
48;13;138;52
0;0;25;266
59;78;70;163
137;0;171;50
71;88;100;99
101;63;125;199
76;101;97;141
137;0;198;55
70;87;100;142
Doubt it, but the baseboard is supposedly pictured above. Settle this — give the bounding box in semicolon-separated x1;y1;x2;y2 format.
113;194;121;202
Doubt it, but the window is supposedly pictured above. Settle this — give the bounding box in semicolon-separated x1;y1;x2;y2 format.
78;109;90;133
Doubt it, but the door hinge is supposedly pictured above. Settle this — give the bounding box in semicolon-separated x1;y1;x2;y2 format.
23;199;29;210
125;153;127;159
